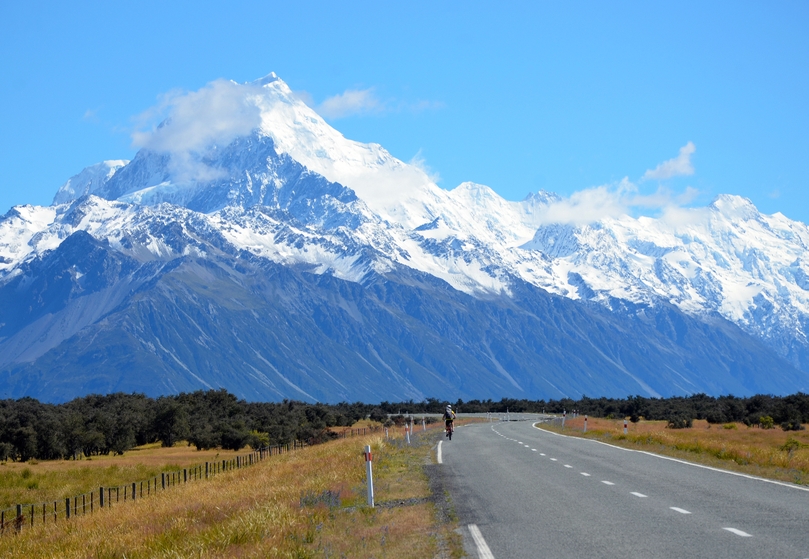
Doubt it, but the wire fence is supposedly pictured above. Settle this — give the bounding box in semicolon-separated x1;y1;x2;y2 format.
0;427;382;537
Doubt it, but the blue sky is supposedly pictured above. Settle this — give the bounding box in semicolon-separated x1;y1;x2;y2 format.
1;1;807;223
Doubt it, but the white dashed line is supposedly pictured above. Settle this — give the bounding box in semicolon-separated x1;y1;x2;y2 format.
670;507;691;514
601;481;615;486
631;492;647;498
468;524;496;559
437;441;443;464
723;528;752;537
539;453;546;456
580;472;591;476
550;458;558;461
564;465;572;468
531;449;537;452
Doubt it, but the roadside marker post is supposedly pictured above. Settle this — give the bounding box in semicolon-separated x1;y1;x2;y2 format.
364;445;374;507
624;419;628;434
584;415;588;433
405;425;411;445
563;410;566;427
422;418;426;431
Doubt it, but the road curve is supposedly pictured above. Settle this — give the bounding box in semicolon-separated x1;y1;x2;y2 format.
440;419;809;559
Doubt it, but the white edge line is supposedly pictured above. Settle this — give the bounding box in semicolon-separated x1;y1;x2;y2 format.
437;440;443;464
723;527;752;537
468;524;496;559
533;422;809;493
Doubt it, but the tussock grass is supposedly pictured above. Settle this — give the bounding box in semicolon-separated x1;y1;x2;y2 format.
543;417;809;485
0;425;460;558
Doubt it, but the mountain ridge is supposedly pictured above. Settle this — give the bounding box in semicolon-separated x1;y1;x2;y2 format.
1;73;807;402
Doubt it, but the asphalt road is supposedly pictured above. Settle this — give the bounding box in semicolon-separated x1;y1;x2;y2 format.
440;419;809;559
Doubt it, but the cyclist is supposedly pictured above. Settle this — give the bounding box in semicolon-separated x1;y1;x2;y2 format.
443;405;456;437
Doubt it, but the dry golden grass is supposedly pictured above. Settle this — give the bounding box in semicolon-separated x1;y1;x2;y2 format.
0;424;461;558
0;443;247;510
542;417;809;485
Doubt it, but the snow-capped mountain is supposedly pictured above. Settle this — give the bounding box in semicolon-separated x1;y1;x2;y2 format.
0;73;807;402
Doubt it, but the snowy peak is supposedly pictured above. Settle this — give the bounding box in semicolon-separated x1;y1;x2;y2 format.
52;160;129;205
709;194;760;221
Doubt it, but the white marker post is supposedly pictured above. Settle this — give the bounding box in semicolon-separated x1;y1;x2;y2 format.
584;415;588;433
422;418;426;431
624;419;628;435
563;410;566;427
405;425;411;445
364;445;374;507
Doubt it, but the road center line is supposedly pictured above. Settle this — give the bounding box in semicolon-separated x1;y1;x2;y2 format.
581;472;591;476
531;449;537;452
539;453;546;456
723;528;752;537
437;441;443;464
468;524;496;559
670;507;691;514
601;481;615;485
564;465;572;468
631;492;647;498
550;458;558;461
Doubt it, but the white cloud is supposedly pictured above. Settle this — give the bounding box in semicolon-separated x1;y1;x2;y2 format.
641;142;696;181
408;150;441;184
298;87;443;120
316;88;383;119
132;79;263;183
536;178;700;226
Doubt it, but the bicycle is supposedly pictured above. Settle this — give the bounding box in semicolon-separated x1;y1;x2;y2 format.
445;421;454;440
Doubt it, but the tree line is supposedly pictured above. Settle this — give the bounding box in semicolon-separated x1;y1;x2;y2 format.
377;393;809;431
2;390;807;462
0;390;372;462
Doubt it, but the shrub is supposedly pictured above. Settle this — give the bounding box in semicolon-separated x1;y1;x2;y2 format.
723;423;737;430
779;438;802;453
781;419;806;432
759;415;774;429
667;416;693;429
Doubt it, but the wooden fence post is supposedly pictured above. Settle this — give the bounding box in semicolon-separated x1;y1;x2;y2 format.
162;473;166;490
132;483;136;501
100;487;104;508
16;504;21;533
65;498;70;520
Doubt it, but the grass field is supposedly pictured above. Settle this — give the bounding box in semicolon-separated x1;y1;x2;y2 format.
0;421;464;558
0;443;249;510
541;416;809;485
